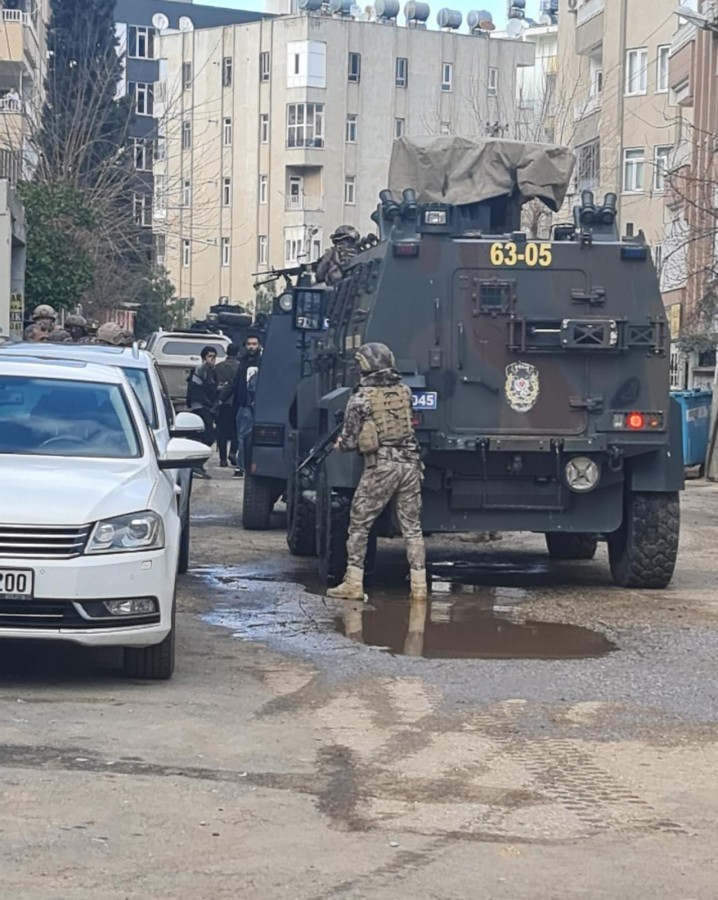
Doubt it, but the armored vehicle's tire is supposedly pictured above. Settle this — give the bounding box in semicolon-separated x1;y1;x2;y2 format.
242;475;276;530
545;533;598;560
608;491;680;589
287;470;317;557
316;469;351;586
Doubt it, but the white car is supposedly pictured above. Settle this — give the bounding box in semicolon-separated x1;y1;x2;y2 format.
0;356;209;679
0;342;204;573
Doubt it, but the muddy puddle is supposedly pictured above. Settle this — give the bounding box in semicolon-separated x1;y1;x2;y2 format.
196;562;616;662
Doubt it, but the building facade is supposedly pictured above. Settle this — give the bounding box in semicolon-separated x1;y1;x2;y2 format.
114;0;266;251
556;0;679;254
667;1;718;388
154;12;533;315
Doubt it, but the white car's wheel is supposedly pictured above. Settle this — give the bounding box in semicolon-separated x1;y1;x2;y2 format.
123;599;176;680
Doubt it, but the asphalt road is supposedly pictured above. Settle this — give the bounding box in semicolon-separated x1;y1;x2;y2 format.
2;470;718;899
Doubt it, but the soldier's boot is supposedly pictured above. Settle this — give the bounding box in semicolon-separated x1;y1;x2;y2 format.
326;566;365;601
409;568;428;601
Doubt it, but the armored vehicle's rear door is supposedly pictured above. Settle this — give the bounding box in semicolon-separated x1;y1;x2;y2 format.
450;251;597;435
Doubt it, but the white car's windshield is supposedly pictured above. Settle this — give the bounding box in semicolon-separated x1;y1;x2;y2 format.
0;376;141;458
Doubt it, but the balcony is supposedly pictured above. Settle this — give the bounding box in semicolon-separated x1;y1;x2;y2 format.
0;8;41;74
285;194;324;211
574;94;601;122
575;0;604;55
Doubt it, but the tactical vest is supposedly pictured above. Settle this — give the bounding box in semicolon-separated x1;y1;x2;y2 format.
362;386;413;445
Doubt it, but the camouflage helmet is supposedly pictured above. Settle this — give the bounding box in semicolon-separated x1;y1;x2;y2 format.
355;342;396;373
47;328;72;343
32;304;58;322
65;314;87;328
330;225;360;244
97;322;134;346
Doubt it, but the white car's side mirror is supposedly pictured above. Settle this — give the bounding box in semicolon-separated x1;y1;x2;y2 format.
170;411;205;437
158;437;211;470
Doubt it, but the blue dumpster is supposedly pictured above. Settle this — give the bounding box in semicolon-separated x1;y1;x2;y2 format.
671;389;713;469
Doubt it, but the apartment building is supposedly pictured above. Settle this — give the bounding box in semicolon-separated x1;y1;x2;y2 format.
666;1;718;388
0;0;48;337
154;12;533;315
556;0;678;252
115;0;266;249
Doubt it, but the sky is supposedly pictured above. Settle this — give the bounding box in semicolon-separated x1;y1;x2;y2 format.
194;0;526;31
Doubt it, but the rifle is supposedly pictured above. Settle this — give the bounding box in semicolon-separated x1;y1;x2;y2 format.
297;412;344;473
252;260;317;290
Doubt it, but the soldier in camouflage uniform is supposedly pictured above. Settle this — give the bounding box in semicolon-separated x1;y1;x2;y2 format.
315;225;361;286
327;342;427;603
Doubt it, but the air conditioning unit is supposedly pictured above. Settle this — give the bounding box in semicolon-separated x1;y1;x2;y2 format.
567;0;578;12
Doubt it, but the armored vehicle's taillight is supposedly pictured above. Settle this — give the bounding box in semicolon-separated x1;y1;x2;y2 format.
611;411;664;431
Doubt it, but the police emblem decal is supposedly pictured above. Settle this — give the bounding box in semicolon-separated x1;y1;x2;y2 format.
505;362;539;413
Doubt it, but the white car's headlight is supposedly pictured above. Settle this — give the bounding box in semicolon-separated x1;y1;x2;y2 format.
86;512;165;554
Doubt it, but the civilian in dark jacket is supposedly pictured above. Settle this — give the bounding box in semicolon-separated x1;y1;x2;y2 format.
214;343;241;467
233;333;262;477
187;346;218;478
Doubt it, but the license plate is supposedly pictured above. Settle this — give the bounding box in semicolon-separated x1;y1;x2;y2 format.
412;391;438;410
0;569;34;599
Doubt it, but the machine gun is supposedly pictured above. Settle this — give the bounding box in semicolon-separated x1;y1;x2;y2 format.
253;260;317;291
297;412;344;473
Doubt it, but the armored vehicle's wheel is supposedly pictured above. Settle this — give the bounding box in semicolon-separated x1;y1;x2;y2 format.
608;491;680;589
316;469;351;586
545;533;598;560
242;474;277;530
287;469;317;557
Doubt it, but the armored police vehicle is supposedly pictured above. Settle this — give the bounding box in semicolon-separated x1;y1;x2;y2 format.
282;137;684;588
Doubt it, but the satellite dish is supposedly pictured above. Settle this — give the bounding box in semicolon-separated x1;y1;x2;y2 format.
350;3;362;15
505;17;523;36
152;12;169;30
178;16;194;32
538;11;551;24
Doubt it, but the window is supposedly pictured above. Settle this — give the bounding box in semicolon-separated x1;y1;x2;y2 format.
222;238;230;267
133;138;152;171
260;113;269;143
286;103;324;148
654;145;672;192
182;120;191;150
284;226;305;264
223;117;232;146
155;234;166;267
154;174;167;218
132;82;153;116
182;178;192;207
222;57;233;87
657;45;670;93
395;57;408;88
623;148;645;192
155;136;166;161
625;48;648;95
286;40;326;88
133;192;151;228
223;177;232;207
128;25;155;60
488;67;498;96
576;139;600;191
345;113;357;143
182;239;191;268
311;237;322;262
344;176;356;205
394;117;405;139
440;121;451;135
260;51;270;82
182;62;192;91
442;62;453;92
259;174;268;204
590;59;604;98
348;52;361;83
258;235;268;265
